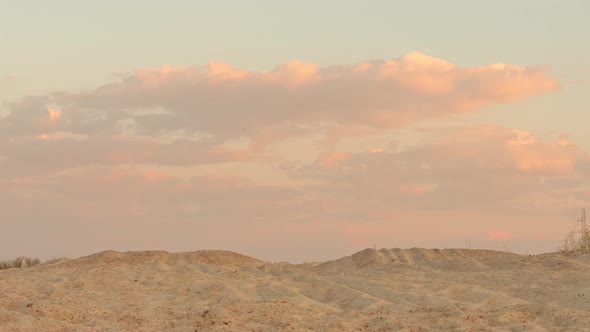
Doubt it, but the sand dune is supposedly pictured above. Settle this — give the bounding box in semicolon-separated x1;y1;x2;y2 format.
1;248;590;331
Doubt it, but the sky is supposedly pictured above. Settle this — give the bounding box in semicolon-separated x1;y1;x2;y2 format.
1;1;589;262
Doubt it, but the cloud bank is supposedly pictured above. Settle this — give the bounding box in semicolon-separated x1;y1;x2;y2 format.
1;53;582;261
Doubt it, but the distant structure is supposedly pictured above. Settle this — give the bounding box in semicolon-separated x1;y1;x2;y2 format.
576;208;589;254
464;238;471;250
561;208;590;254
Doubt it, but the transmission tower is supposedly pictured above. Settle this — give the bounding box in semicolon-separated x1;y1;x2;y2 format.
576;208;589;254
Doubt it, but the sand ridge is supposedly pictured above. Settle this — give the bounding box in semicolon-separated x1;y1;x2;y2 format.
1;248;590;331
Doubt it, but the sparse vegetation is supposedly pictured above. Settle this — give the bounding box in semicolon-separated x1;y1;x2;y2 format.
561;231;590;254
560;209;589;254
0;257;42;270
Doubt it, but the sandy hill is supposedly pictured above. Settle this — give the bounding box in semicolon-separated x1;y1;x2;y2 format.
1;248;590;331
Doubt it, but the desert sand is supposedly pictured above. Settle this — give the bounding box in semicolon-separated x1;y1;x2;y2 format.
1;248;589;331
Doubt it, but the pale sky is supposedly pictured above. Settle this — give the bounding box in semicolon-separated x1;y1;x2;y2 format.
1;1;589;262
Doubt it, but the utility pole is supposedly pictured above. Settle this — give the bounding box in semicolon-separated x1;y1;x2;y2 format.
576;208;588;254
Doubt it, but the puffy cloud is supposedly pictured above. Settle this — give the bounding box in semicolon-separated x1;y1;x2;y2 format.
0;53;557;179
2;53;557;140
263;61;320;86
467;63;558;101
2;125;588;260
0;54;576;261
290;125;590;218
507;131;579;175
0;53;558;179
380;52;457;95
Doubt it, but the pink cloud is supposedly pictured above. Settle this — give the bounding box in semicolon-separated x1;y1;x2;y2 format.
488;231;511;241
142;170;170;182
133;60;319;88
134;65;181;86
289;124;590;226
399;184;434;197
370;148;384;153
381;52;457;95
420;126;584;176
317;151;351;169
470;63;559;101
47;108;60;121
35;134;61;141
506;130;579;175
31;52;556;143
264;61;320;86
0;54;577;261
207;62;249;83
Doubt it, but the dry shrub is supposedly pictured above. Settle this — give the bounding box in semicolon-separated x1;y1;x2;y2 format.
561;231;590;254
24;257;41;266
12;256;25;268
0;260;12;270
0;256;42;270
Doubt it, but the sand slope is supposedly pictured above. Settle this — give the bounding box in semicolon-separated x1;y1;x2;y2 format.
1;248;590;331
